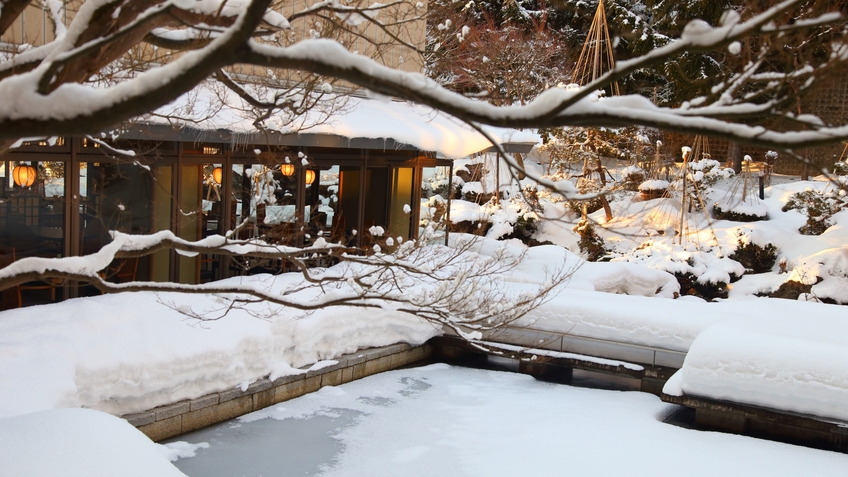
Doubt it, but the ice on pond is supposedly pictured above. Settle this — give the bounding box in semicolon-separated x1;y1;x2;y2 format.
169;364;848;477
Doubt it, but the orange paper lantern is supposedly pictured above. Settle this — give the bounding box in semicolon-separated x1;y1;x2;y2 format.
12;164;36;187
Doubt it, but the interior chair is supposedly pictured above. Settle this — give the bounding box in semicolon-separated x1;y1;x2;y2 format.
3;249;61;307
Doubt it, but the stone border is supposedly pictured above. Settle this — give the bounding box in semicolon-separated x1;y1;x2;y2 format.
122;343;432;442
661;392;848;451
430;336;678;396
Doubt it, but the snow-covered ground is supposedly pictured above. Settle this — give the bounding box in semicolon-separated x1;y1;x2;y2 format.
452;154;848;304
0;279;438;419
1;237;847;433
0;232;840;421
166;365;848;477
8;366;848;476
443;153;848;422
2;155;848;474
0;408;187;477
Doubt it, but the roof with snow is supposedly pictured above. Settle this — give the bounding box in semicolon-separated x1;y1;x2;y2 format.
131;86;539;158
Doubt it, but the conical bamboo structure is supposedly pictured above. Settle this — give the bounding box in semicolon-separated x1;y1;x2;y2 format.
572;0;620;96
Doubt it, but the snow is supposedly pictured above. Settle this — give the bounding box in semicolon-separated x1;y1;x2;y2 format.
150;84;539;159
0;280;437;418
10;165;848;419
480;341;645;371
0;408;187;477
639;180;669;190
3;152;848;472
440;152;848;424
169;365;848;477
159;441;211;462
666;311;848;422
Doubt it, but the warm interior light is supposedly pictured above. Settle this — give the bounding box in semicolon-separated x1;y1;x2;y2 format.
305;169;316;184
212;167;223;184
280;163;295;176
12;164;37;187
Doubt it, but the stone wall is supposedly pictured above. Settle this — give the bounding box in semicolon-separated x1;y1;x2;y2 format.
122;342;433;442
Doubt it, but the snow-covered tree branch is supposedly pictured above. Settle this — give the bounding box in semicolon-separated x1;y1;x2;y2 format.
0;0;847;331
0;0;846;152
0;228;572;337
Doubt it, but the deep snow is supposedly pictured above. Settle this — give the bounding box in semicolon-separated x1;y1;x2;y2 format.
2;155;848;474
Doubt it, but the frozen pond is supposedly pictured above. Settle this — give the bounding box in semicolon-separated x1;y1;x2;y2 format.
167;364;848;477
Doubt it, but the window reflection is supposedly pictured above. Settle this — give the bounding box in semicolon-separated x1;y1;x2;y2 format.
0;159;66;307
79;162;161;285
326;165;361;245
0;160;65;259
389;167;414;245
420;166;451;244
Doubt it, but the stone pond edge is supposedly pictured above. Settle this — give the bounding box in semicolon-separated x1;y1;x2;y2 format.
122;342;433;441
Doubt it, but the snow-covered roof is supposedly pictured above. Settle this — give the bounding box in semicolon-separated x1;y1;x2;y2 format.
303;96;539;158
139;85;539;158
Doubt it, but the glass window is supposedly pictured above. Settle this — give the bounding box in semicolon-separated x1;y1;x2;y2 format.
305;164;360;246
419;166;451;244
0;159;66;307
0;160;65;259
263;162;299;244
362;167;388;246
388;167;414;244
178;164;201;284
79;161;165;284
231;162;299;243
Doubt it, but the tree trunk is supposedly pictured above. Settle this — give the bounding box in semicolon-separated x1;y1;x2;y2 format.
513;153;526;180
727;141;742;173
600;196;613;222
801;151;809;181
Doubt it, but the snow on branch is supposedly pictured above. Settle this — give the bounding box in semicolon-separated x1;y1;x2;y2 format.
0;230;573;337
0;0;274;143
0;0;845;155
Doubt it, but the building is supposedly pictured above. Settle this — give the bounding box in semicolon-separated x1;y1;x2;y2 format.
0;81;536;309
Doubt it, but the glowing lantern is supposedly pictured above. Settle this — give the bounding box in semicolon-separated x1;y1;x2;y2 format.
305;170;316;184
280;163;295;176
12;164;37;187
212;167;223;184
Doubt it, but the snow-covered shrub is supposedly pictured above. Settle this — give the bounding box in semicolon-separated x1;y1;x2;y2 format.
728;231;778;274
638;179;669;200
509;214;539;242
673;272;729;299
420;195;448;229
638;179;670;192
449;193;544;245
765;279;815;300
781;189;845;235
712;200;768;222
606;242;745;300
831;160;848;176
672;159;735;211
573;218;606;261
621;165;646;191
688;158;733;188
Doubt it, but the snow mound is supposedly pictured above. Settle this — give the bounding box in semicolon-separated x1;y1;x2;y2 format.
713;197;769;220
0;284;437;418
665;310;848;421
639;180;670;191
0;408;187;476
575;261;680;298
